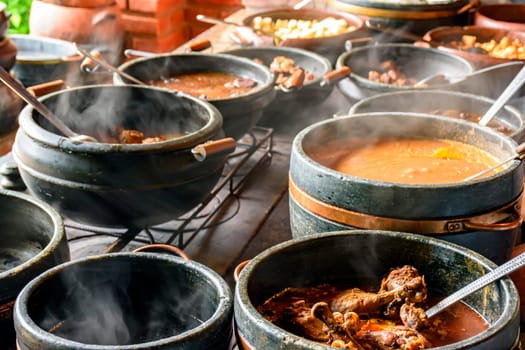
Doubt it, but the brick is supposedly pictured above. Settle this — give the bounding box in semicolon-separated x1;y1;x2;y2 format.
116;0;128;9
188;0;242;5
128;0;185;13
122;8;185;35
130;28;189;52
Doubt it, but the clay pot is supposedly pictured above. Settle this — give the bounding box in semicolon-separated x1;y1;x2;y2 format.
37;0;116;7
475;4;525;32
29;0;124;64
0;36;17;71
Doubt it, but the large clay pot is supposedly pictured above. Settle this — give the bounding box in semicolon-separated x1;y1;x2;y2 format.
14;250;233;349
0;190;69;349
234;231;521;349
289;112;523;264
29;0;124;65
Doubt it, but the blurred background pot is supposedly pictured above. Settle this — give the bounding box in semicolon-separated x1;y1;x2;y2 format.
0;2;10;39
115;53;276;140
474;3;525;32
12;85;234;228
0;190;69;349
234;230;520;349
289;113;523;264
9;34;82;87
14;251;233;349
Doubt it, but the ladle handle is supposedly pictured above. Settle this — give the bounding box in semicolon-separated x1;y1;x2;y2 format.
425;252;525;319
479;64;525;126
0;66;77;138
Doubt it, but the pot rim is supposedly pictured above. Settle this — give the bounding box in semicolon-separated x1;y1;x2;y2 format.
9;34;79;65
16;84;224;152
14;252;233;349
347;89;525;139
0;189;65;280
115;52;276;103
293;111;520;188
235;230;520;350
336;43;475;91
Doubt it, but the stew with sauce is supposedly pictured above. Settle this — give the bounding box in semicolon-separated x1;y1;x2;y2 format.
308;137;499;184
149;72;257;99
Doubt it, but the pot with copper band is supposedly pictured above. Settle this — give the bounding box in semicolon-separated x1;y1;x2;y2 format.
289;112;523;264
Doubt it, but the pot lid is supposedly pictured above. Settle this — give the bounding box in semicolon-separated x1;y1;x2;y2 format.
335;0;470;10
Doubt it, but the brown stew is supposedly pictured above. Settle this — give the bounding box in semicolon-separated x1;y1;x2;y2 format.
430;109;514;136
258;265;488;349
308;137;499;184
149;72;257;99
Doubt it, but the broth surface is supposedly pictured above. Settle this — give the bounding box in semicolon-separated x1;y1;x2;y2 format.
150;72;257;99
308;137;499;184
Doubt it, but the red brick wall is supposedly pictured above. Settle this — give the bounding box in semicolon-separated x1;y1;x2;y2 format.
118;0;242;53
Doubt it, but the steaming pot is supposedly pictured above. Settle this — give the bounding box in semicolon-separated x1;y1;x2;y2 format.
14;250;233;349
115;53;276;140
289;113;523;264
12;84;234;228
234;230;520;349
0;190;69;348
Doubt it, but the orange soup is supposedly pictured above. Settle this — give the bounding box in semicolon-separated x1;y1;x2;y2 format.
308;137;499;184
150;72;257;99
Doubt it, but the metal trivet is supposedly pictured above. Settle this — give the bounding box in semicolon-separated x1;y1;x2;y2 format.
64;126;274;259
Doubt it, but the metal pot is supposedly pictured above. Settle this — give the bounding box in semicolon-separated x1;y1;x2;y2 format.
9;34;82;87
14;249;233;349
235;230;520;349
12;84;235;228
0;189;69;349
348;89;525;142
335;43;474;103
115;53;276;140
289;112;523;264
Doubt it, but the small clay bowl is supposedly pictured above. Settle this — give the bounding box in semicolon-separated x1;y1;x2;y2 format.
422;25;525;68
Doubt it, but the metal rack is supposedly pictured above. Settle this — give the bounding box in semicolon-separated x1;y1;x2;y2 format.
65;126;274;258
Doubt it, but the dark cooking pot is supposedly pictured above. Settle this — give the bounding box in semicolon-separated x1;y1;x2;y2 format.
335;43;474;103
13;84;235;228
234;230;520;349
115;53;276;140
0;189;69;349
14;249;233;349
224;46;335;126
348;90;525;142
289;112;523;264
9;34;82;87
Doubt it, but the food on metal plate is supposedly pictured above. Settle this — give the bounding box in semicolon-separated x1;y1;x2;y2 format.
308;137;499;184
149;72;258;99
449;35;525;60
367;60;422;87
258;265;488;349
251;16;353;43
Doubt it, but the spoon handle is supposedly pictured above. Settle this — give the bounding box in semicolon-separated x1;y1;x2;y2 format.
0;65;76;138
479;64;525;126
425;252;525;319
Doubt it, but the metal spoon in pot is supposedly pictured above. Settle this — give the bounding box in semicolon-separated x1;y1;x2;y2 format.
425;251;525;319
463;142;525;182
0;65;97;142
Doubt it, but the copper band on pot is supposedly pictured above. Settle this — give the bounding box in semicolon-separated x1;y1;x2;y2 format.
289;175;522;234
330;0;478;20
0;300;15;321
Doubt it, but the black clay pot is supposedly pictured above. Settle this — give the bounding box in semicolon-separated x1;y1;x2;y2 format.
289;113;523;264
9;34;82;87
0;189;69;349
335;43;474;103
348;90;525;142
234;230;520;349
14;252;233;349
115;53;276;140
13;84;235;228
225;46;333;127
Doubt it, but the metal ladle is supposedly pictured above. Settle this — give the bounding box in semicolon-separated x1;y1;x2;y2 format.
0;65;97;142
425;251;525;319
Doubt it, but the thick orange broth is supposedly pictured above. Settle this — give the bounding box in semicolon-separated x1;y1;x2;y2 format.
308;137;499;184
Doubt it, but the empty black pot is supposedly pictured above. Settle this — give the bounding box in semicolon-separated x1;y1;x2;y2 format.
0;189;69;349
14;251;233;349
13;84;235;228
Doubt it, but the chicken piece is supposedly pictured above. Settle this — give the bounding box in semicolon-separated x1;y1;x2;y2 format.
399;303;429;331
282;300;331;342
331;266;427;317
355;320;431;350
